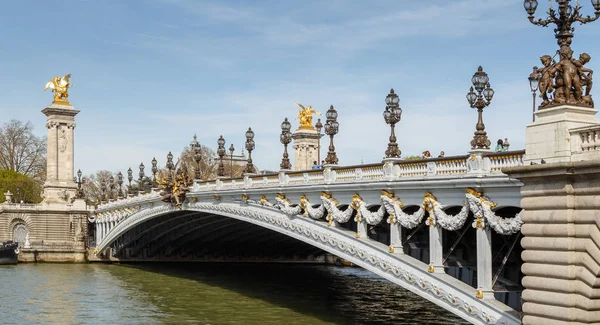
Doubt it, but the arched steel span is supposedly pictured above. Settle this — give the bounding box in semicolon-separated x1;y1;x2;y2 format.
96;201;520;325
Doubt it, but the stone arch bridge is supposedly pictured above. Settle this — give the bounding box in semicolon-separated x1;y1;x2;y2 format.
92;152;525;325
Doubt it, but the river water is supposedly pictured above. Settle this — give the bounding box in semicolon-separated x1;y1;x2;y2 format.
0;263;467;325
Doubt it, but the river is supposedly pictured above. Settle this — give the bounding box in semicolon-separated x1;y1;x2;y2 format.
0;263;468;325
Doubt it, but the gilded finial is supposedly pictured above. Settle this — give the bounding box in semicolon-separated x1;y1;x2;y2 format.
44;74;73;106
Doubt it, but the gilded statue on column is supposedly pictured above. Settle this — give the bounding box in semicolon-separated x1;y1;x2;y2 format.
44;74;73;105
295;103;320;130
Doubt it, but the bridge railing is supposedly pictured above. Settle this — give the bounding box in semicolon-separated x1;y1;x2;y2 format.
570;124;600;160
191;150;525;192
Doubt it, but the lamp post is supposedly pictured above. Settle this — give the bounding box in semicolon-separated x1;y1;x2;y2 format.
117;171;123;198
151;157;158;188
244;127;255;174
217;136;226;177
528;66;542;122
315;118;323;164
229;144;235;178
74;169;85;199
109;175;115;200
524;0;600;49
324;105;339;165
191;135;202;179
466;66;495;150
280;118;292;170
138;162;145;194
166;151;174;182
383;88;403;158
100;178;107;203
524;0;600;107
127;167;133;194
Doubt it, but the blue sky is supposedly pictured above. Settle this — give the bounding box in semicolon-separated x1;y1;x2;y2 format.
1;0;600;174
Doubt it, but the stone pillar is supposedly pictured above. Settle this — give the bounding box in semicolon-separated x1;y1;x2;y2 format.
389;222;403;253
42;103;80;203
505;104;600;324
428;225;444;273
292;127;319;171
475;227;493;299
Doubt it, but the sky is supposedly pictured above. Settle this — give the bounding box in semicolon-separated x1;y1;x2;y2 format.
1;0;600;175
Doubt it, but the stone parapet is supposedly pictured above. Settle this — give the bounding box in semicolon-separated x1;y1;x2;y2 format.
505;160;600;324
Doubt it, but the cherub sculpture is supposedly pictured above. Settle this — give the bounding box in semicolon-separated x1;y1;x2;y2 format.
538;55;557;107
295;103;320;128
44;74;73;104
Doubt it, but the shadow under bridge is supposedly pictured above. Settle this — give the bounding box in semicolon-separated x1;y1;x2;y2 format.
109;210;327;262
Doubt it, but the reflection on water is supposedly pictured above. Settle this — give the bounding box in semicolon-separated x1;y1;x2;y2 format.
0;263;468;325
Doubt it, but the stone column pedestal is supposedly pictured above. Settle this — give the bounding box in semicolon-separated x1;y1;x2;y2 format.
42;103;80;203
292;127;319;171
506;161;600;324
525;105;599;164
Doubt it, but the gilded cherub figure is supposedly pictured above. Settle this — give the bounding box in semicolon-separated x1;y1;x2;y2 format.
295;103;320;129
44;74;73;105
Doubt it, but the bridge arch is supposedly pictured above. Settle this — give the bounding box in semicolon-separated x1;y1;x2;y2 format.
96;201;519;325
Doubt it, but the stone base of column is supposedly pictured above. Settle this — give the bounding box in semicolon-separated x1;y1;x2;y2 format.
525;105;599;164
506;161;600;324
292;128;320;171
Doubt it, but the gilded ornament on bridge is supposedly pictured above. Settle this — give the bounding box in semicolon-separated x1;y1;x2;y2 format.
295;103;320;130
44;74;73;105
158;168;191;208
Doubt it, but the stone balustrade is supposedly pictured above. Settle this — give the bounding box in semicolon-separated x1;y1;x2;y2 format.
186;151;525;194
570;125;600;160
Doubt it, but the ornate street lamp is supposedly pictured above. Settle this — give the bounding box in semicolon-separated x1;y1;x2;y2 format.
151;157;158;187
191;135;202;179
127;167;133;194
243;127;256;174
217;135;226;177
74;169;85;199
138;162;145;194
100;178;107;203
466;66;495;150
109;175;115;200
166;151;174;181
524;0;599;107
528;67;542;122
117;171;123;198
229;144;235;178
324;105;339;165
315;118;323;163
280;118;292;170
383;88;403;158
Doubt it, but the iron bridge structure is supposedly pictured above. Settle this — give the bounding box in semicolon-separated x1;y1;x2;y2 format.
91;151;526;325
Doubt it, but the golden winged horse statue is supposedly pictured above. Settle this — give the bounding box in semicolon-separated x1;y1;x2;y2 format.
295;102;320;129
44;74;73;105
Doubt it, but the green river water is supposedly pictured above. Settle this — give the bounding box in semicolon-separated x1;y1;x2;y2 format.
0;263;468;325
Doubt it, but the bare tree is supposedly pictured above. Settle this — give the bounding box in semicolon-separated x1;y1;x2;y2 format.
82;170;128;203
0;120;46;179
179;144;218;181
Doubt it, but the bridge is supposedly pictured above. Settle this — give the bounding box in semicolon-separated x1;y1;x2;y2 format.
91;152;526;325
